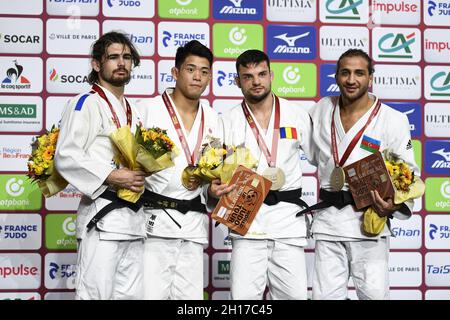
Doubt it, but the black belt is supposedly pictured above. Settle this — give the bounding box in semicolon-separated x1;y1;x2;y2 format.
264;188;309;215
141;190;207;214
297;188;355;216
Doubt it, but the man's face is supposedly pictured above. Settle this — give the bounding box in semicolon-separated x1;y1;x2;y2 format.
335;56;373;103
92;43;133;87
172;55;211;100
235;61;273;104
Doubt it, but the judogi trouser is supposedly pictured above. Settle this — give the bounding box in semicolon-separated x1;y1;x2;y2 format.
143;237;204;300
75;229;144;300
230;239;307;300
312;238;390;300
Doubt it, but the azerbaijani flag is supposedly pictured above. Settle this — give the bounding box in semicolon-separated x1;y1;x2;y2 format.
279;127;298;139
360;135;381;153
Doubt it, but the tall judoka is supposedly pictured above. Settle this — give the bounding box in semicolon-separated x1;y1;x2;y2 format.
211;50;313;300
136;40;228;300
308;49;419;300
55;32;147;300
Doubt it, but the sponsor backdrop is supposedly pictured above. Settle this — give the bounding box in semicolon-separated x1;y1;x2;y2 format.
0;0;449;300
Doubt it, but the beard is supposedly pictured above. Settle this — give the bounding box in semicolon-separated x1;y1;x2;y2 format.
100;68;131;87
244;86;271;104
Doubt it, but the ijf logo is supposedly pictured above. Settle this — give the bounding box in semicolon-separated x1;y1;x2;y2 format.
1;60;31;90
320;64;339;97
385;102;421;137
267;25;316;60
321;0;368;23
425;140;450;174
373;28;421;62
213;0;262;20
425;66;450;100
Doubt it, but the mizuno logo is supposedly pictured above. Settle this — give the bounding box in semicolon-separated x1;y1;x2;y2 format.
274;32;310;46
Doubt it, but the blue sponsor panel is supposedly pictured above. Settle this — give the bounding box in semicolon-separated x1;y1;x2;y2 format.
319;64;339;97
425;140;450;174
213;0;263;21
267;25;316;61
385;102;422;138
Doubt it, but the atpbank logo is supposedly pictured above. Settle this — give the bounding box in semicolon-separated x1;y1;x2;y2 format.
271;62;316;98
320;64;340;97
267;25;316;60
321;0;368;23
213;0;262;20
1;60;31;90
5;178;24;197
213;23;263;58
425;67;450;99
441;181;450;199
229;27;247;45
373;28;421;62
159;0;208;19
283;66;301;85
385;102;421;137
0;175;41;211
425;178;450;212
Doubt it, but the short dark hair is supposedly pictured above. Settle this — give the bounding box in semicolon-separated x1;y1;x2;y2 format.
88;31;141;85
174;40;213;69
235;50;270;75
336;49;374;76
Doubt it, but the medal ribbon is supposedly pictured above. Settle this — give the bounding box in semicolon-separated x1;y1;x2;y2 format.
92;84;132;129
162;91;204;166
331;96;381;167
241;95;281;167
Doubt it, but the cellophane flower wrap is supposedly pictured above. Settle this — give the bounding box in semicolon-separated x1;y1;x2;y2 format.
27;126;68;197
193;136;258;184
110;124;177;203
363;149;425;236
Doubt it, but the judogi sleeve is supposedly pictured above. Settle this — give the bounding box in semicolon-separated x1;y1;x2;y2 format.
296;107;316;167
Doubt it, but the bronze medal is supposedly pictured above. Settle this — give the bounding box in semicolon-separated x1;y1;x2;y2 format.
330;166;345;191
182;166;201;191
262;167;285;191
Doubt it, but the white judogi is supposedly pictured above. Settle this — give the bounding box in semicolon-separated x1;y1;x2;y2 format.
221;95;313;300
136;88;221;300
309;94;419;300
55;84;146;300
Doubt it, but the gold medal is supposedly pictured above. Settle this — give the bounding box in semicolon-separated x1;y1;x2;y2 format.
330;166;345;191
262;167;285;190
181;166;201;191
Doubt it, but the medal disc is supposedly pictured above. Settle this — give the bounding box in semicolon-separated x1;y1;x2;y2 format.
330;166;345;191
262;167;285;190
181;166;201;191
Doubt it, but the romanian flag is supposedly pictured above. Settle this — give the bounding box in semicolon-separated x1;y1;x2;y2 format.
360;135;381;153
279;127;298;139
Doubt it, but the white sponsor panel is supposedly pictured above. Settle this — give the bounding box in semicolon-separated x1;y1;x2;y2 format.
389;290;422;300
0;135;33;171
46;19;99;55
371;0;421;25
425;103;450;138
0;292;41;300
212;222;232;250
44;253;77;290
212;99;241;115
102;0;155;18
212;290;231;300
46;0;99;16
425;290;450;300
425;252;450;287
320;0;369;24
424;29;450;63
425;66;450;101
45;96;72;131
372;64;421;99
0;18;43;54
212;252;231;288
424;0;450;26
372;27;421;62
319;26;369;61
203;253;209;288
103;20;155;56
44;291;76;300
46;57;91;94
212;61;241;97
425;215;450;249
157;60;176;94
0;253;41;290
125;59;154;95
266;0;316;22
0;214;41;250
390;214;422;249
0;0;42;15
0;96;43;132
45;185;82;211
389;252;422;287
0;57;43;93
158;21;209;58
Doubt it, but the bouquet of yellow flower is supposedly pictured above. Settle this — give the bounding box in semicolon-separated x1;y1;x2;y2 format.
191;136;258;184
27;126;68;197
109;124;177;203
363;149;425;236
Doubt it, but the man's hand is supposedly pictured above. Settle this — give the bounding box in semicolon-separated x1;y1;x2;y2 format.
370;190;401;217
208;179;235;199
105;168;146;193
